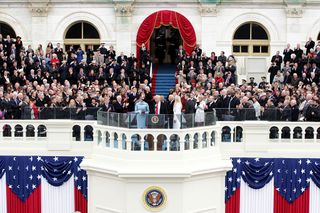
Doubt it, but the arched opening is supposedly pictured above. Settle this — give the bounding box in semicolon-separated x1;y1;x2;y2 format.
0;22;16;38
64;21;101;57
232;22;269;56
269;126;279;139
169;134;180;151
131;134;141;151
84;125;93;141
14;125;23;137
26;125;35;137
144;134;154;151
150;26;182;64
293;127;302;139
105;131;110;147
221;126;231;142
72;125;81;141
211;131;216;146
157;134;167;151
281;126;290;139
97;130;102;145
233;126;243;142
305;127;314;139
136;10;196;62
202;132;208;148
3;125;11;137
38;125;47;137
184;134;190;150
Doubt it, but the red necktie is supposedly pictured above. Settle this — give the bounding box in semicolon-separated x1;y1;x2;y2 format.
155;104;159;115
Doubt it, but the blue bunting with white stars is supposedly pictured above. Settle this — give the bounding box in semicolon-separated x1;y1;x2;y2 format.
225;158;320;203
2;156;87;202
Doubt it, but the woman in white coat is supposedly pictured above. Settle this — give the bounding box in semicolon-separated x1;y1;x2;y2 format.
195;95;206;126
173;95;182;129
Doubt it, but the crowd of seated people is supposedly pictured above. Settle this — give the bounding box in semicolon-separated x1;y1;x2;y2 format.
0;34;153;120
172;38;320;122
0;33;320;123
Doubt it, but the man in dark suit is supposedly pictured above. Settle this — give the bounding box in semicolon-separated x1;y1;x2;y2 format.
54;43;64;62
184;93;196;114
113;95;124;113
101;96;113;112
20;96;31;120
151;95;168;115
10;92;21;119
268;62;280;84
271;51;283;68
149;95;168;129
116;52;127;65
283;43;293;64
305;37;315;54
294;44;303;61
167;95;174;128
106;67;116;85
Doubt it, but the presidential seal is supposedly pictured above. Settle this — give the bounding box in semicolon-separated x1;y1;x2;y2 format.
142;186;167;211
151;115;159;124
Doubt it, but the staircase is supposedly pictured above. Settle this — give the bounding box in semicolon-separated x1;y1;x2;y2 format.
152;64;176;97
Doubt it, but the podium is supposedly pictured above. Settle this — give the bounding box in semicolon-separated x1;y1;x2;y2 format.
147;114;166;128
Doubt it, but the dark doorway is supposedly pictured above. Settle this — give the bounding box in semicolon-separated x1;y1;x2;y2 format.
150;26;182;64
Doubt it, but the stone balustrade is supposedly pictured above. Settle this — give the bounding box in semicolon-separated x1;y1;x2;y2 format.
0;120;319;158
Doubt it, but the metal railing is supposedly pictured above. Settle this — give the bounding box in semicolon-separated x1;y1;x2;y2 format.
97;110;217;129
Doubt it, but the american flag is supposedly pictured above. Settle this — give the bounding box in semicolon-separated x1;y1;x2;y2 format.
225;158;320;213
0;156;87;213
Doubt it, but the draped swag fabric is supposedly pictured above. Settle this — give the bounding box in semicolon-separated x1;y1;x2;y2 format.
136;10;197;59
225;158;320;213
0;156;87;213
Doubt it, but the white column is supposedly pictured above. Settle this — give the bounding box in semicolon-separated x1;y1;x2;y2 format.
114;3;133;55
30;7;49;49
200;7;218;55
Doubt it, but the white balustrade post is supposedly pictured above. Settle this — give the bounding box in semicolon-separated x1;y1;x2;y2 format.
290;130;293;143
101;132;106;147
314;130;317;143
141;135;145;151
110;132;114;149
119;134;123;150
154;139;157;151
302;128;305;140
22;127;26;142
126;139;132;151
34;128;38;140
180;139;185;151
166;139;170;152
198;134;203;149
230;129;234;143
190;137;194;150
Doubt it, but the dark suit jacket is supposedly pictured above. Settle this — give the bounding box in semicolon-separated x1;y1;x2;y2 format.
150;101;168;114
10;98;21;119
185;99;196;114
113;101;124;113
167;101;174;115
305;40;315;54
101;103;113;112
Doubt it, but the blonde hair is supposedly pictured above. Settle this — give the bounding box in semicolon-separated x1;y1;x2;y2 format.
174;95;181;108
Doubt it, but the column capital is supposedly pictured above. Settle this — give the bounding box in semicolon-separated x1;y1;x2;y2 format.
28;0;49;17
285;6;303;18
199;4;218;17
114;1;134;17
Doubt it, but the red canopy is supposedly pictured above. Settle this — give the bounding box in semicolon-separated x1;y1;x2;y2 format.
136;10;197;60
